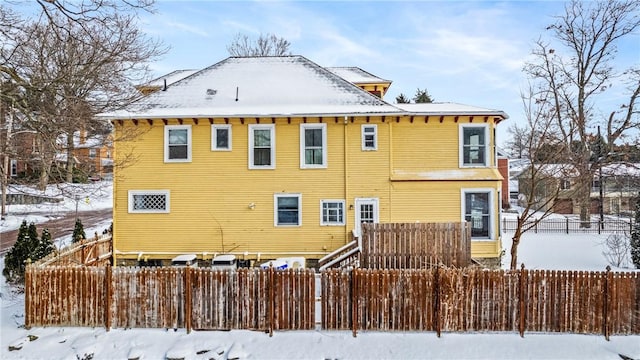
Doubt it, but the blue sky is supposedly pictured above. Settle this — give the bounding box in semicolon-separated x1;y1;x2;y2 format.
13;1;640;147
140;1;638;147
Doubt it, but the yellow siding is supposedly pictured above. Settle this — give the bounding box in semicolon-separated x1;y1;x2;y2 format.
113;115;504;264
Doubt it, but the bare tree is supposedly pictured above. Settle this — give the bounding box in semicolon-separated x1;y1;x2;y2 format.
504;123;529;159
524;0;640;227
227;33;291;57
508;85;578;269
0;1;165;216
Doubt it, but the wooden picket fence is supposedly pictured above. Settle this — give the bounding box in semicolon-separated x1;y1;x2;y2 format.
360;222;471;269
35;233;112;267
25;266;316;334
321;267;640;338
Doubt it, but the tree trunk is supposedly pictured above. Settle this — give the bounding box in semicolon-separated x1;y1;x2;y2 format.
66;131;74;183
510;217;524;270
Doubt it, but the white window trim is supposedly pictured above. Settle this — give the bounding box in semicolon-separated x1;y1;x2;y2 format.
274;193;302;227
249;124;275;169
320;199;346;226
460;188;495;241
354;197;379;238
211;124;232;151
10;159;17;177
361;124;378;151
128;190;170;214
459;124;489;168
299;123;327;169
164;125;192;163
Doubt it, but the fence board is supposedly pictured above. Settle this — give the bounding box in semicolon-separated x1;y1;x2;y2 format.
360;223;470;269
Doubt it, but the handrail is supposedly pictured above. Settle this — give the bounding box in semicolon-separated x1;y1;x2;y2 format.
319;247;359;271
318;240;358;267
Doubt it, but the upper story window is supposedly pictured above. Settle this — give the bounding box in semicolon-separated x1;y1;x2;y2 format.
460;124;488;167
89;148;97;158
321;200;345;226
211;124;232;151
164;125;192;163
274;193;301;226
128;190;170;213
300;123;327;168
361;124;377;151
249;124;275;169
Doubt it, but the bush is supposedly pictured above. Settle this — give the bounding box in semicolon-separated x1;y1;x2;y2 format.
72;218;86;243
3;221;55;283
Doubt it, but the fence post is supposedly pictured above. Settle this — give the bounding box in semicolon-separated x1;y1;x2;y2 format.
104;264;112;331
185;266;192;334
25;266;32;329
351;269;358;338
519;263;526;337
603;265;611;341
269;266;274;337
566;218;569;234
534;218;538;234
433;266;441;337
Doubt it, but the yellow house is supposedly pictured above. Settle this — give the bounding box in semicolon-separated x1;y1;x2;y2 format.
101;56;508;266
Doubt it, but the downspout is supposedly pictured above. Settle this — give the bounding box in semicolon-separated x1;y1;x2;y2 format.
388;118;393;222
343;116;349;243
112;120;119;266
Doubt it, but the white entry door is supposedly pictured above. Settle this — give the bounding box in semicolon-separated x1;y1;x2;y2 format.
354;198;379;238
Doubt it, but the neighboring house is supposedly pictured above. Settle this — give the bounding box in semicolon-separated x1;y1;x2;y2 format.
2;130;39;180
516;163;578;214
100;56;508;266
497;150;510;209
596;163;640;215
517;162;640;216
59;131;114;180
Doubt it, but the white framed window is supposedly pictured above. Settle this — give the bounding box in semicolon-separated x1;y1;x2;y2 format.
321;200;345;226
164;125;192;162
249;124;275;169
10;159;17;177
459;124;488;167
128;190;170;213
211;124;232;151
461;188;494;240
89;148;97;158
274;193;301;226
300;123;327;168
361;124;377;151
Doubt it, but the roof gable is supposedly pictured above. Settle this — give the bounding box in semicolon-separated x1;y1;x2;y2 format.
107;56;401;119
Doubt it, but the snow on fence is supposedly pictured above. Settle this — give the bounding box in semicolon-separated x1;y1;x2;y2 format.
322;267;640;338
24;266;316;334
35;233;113;267
25;264;639;338
360;222;471;269
502;217;633;234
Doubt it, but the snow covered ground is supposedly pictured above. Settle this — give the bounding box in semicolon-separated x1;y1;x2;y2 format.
1;184;639;359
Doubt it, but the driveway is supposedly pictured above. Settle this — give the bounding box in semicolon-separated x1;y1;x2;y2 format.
0;208;112;255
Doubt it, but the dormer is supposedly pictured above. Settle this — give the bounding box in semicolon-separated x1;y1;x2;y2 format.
326;67;392;99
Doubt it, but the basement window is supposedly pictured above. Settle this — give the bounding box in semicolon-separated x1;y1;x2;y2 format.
128;190;170;213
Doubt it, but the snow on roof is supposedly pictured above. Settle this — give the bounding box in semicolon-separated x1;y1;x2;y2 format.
601;163;640;177
325;67;391;85
394;102;509;119
144;69;199;88
102;56;402;119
